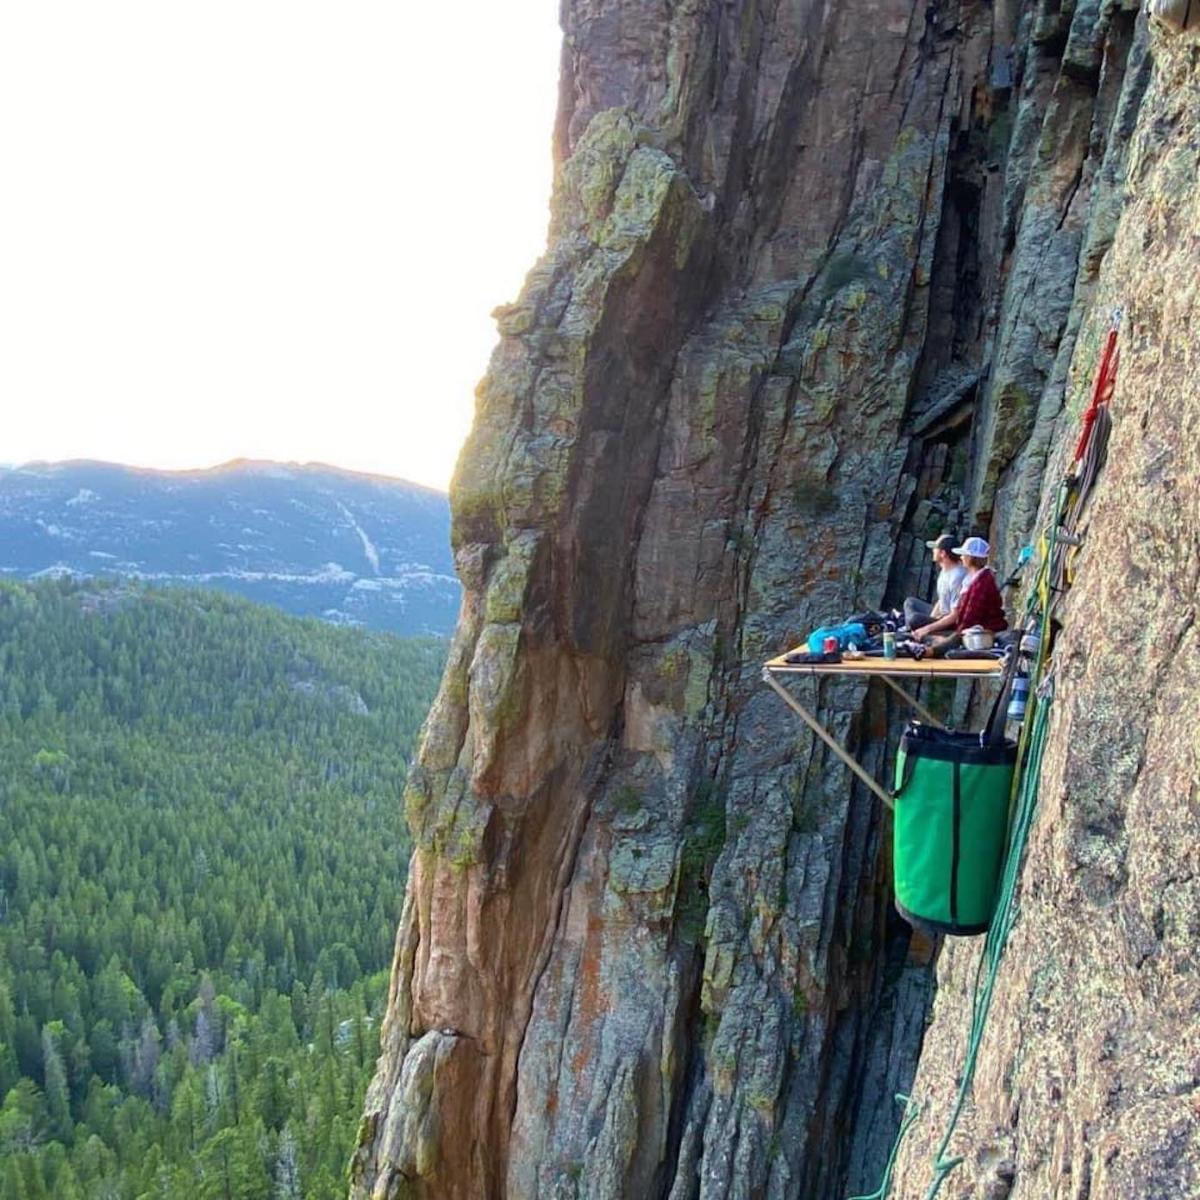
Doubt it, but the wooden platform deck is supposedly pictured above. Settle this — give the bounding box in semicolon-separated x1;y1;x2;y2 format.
764;651;1003;680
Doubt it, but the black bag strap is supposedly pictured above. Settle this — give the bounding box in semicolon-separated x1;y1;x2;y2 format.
891;730;921;800
983;648;1019;746
892;755;917;800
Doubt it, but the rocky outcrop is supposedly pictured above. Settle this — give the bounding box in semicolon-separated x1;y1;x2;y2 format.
353;2;1199;1198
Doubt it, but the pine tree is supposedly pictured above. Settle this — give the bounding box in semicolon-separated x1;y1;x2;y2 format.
40;1029;70;1141
0;1079;46;1153
49;1161;83;1200
199;1125;270;1200
272;1125;301;1200
255;1057;290;1132
0;1042;18;1102
130;1015;160;1100
191;977;219;1066
227;1045;241;1126
2;1155;29;1200
170;1071;204;1153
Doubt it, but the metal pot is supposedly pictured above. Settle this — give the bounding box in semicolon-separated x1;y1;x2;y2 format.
963;626;995;651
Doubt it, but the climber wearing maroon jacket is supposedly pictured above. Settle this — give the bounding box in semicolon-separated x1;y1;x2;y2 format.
911;536;1007;647
952;538;1008;634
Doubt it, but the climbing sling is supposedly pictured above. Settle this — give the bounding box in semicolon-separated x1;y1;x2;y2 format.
1055;316;1119;595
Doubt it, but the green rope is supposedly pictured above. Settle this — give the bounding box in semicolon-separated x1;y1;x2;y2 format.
849;1095;922;1200
849;486;1066;1200
920;678;1053;1197
847;694;1053;1199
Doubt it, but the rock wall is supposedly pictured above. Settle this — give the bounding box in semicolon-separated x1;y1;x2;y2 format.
352;2;1199;1198
893;19;1200;1199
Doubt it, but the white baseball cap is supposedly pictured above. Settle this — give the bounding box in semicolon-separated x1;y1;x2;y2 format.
952;536;991;558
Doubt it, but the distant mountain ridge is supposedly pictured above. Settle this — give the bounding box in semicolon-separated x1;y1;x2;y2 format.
0;458;460;635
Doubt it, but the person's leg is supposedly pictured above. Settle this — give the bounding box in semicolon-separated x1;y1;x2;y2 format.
927;632;962;658
904;597;933;629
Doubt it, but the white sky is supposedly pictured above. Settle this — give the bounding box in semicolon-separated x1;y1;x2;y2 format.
0;3;561;491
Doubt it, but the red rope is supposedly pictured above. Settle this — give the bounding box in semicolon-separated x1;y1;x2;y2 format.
1073;327;1119;462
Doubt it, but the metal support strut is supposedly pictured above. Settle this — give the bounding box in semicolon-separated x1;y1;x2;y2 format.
762;669;894;810
879;675;946;731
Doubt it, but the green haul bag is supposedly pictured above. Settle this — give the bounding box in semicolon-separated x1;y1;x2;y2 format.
892;723;1017;936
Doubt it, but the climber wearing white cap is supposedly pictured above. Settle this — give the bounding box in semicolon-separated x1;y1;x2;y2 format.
953;535;992;561
911;536;1007;646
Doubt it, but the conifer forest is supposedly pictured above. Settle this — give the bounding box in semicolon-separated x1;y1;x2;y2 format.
0;579;445;1198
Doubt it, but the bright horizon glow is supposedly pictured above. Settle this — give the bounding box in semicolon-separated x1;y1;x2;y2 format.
0;3;561;491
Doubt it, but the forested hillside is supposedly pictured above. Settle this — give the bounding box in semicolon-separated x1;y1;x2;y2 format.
0;580;444;1199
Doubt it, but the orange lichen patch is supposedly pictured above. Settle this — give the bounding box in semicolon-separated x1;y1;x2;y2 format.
788;563;828;592
907;929;937;965
570;908;607;1078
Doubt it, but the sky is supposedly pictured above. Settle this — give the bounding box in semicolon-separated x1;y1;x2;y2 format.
0;3;562;491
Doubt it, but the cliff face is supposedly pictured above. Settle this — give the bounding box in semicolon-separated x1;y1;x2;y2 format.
353;3;1197;1198
893;25;1200;1199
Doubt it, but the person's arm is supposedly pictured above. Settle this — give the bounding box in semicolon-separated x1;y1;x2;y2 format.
912;608;957;640
915;572;974;640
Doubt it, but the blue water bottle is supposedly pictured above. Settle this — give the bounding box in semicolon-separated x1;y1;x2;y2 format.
1007;672;1029;724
